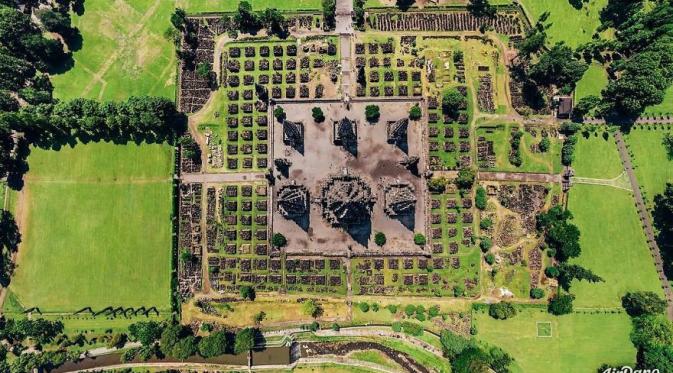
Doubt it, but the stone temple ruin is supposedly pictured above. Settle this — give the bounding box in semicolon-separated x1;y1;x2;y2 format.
277;184;309;218
387;118;409;147
319;172;375;227
283;120;304;149
383;180;416;216
333;117;357;147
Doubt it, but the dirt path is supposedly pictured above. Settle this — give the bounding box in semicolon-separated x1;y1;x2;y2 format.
614;131;673;320
478;171;561;183
181;172;266;183
572;172;632;191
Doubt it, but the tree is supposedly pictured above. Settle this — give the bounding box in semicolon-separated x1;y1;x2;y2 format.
529;43;588;90
663;133;673;160
572;95;600;120
0;90;19;112
0;52;36;92
170;8;187;30
234;1;260;30
359;302;370;312
455;168;475;190
480;218;493;230
475;186;487;210
530;288;545;299
35;8;72;35
537;205;582;261
196;62;211;78
271;232;287;247
484;253;495;265
311;107;325;123
107;333;127;349
538;136;550;153
548;294;574;315
273;106;285;122
639;344;673;372
467;0;496;18
374;232;386;246
160;324;187;354
440;329;472;360
171;335;197;360
128;321;163;347
233;327;256;354
654;184;673;266
442;88;465;117
302;299;321;318
428;177;448;193
414;233;426;245
409;105;422;120
198;331;230;358
365;104;380;122
557;263;603;290
480;237;492;252
261;8;285;35
631;315;673;349
544;266;559;278
488;302;516;320
322;0;336;30
239;285;256;301
353;0;366;30
622;291;668;317
518;28;547;58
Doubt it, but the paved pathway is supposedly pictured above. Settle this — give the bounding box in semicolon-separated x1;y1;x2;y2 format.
614;131;673;320
478;171;561;183
181;172;265;183
336;0;354;96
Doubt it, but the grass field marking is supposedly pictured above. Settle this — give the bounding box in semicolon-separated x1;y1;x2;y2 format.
80;0;163;97
536;321;552;338
572;171;632;192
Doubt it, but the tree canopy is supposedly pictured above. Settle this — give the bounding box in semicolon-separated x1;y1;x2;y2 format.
621;291;668;317
528;43;588;91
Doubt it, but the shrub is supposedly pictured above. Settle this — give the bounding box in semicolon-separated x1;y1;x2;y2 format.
331;323;340;331
488;302;517;320
401;321;424;336
371;303;380;312
530;288;545;299
548;294;574;315
392;322;402;332
453;285;465;297
428;177;448;193
480;218;493;230
239;285;255;301
271;233;287;247
539;136;550;152
544;266;559;278
409;105;422;120
273;106;285;121
311;107;325;122
415;312;426;321
475;186;487;210
484;253;495;265
404;304;416;317
302;299;321;318
428;305;440;318
479;237;492;252
455;169;476;190
386;304;398;314
365;104;380;122
358;302;370;313
414;233;426;246
374;232;386;246
442;88;465;116
309;321;320;332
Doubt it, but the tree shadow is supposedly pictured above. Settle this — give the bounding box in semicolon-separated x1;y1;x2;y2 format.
396;0;415;11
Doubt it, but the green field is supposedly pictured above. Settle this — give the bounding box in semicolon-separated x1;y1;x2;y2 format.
574;63;608;101
7;142;174;313
475;307;635;373
568;184;663;308
572;132;623;179
519;0;608;48
176;0;322;12
625;126;673;207
50;0;176;101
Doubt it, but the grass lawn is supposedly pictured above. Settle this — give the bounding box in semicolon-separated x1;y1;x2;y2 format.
7;142;174;313
574;63;607;101
624;126;673;208
347;350;402;370
177;0;323;12
568;184;663;308
519;0;608;48
475;307;635;373
572;132;623;179
645;86;673;115
50;0;176;101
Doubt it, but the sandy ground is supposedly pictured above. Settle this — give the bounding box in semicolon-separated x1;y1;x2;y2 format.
271;101;427;256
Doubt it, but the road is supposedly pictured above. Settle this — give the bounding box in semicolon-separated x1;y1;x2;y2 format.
614;131;673;320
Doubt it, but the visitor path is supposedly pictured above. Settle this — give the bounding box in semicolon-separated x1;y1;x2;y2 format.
583;117;673;125
181;171;266;183
571;171;632;192
477;171;561;183
336;0;354;95
614;131;673;320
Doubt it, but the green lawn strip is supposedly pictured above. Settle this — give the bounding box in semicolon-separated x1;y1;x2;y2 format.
518;0;608;49
51;0;176;101
568;184;663;308
8;143;174;314
572;132;623;179
474;306;635;373
348;350;403;370
177;0;323;12
574;63;608;102
644;85;673;115
624;126;673;208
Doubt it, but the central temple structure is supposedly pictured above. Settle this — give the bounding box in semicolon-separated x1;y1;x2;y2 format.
318;172;375;227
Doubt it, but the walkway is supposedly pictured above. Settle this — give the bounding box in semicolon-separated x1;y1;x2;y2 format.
571;171;632;192
336;0;354;96
478;171;561;183
614;131;673;320
180;172;265;183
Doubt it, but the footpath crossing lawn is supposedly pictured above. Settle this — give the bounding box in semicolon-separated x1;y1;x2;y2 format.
475;307;635;373
50;0;176;101
7;142;174;313
624;126;673;208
